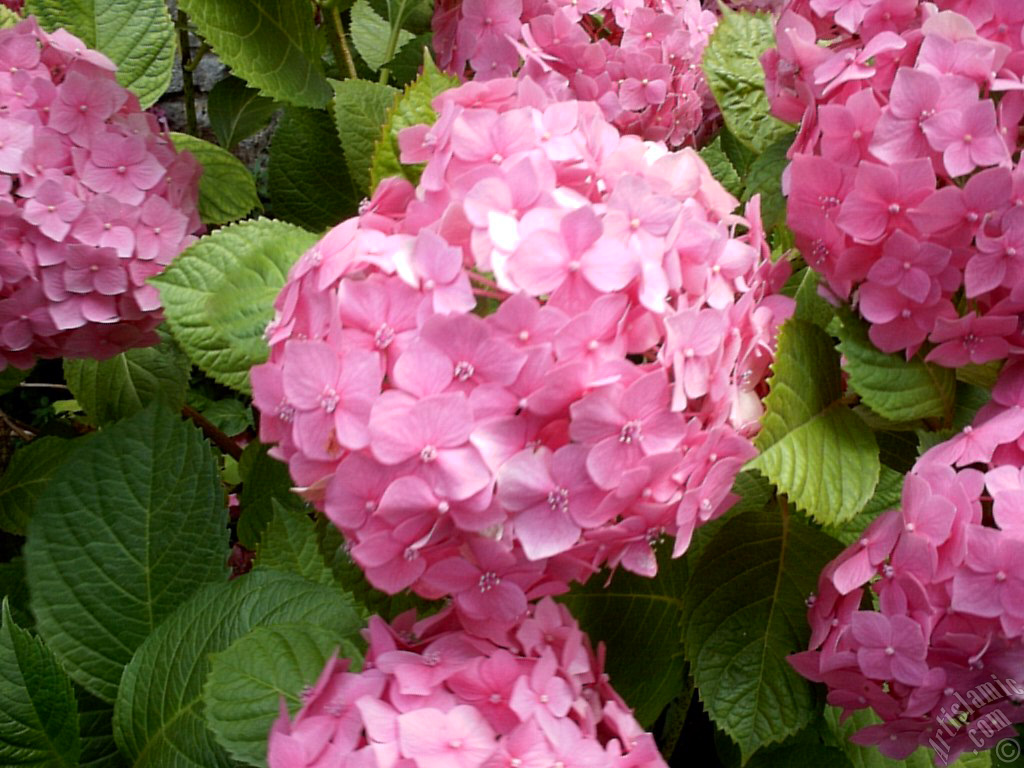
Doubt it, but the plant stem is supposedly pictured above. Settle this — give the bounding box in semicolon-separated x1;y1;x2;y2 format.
184;42;211;73
378;16;405;85
330;8;359;81
176;11;198;136
183;404;243;461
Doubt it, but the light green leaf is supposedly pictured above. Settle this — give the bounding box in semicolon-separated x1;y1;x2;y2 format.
269;107;361;231
238;441;307;549
742;132;794;233
0;600;80;767
350;0;411;71
77;689;128;768
170;133;260;225
207;76;281;150
331;78;399;195
561;552;689;727
750;318;880;526
152;218;318;394
822;464;903;547
702;8;794;154
177;0;331;108
63;332;190;425
24;404;229;702
0;437;72;536
204;624;360;767
255;501;335;586
786;266;834;330
0;7;20;29
370;49;459;188
682;506;842;763
699;136;744;199
835;311;955;423
25;0;174;108
113;569;362;768
956;361;1002;390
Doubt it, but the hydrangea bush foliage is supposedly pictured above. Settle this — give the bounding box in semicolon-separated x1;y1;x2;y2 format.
0;1;1020;768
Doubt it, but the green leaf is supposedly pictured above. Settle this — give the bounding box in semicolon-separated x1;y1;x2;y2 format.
207;76;281;150
152;218;318;394
331;78;399;195
682;505;842;763
238;441;307;549
255;501;335;586
721;127;758;179
742;133;794;234
702;8;793;154
177;0;331;108
77;689;128;768
0;437;72;536
750;319;880;526
835;311;955;423
370;50;459;188
269;107;361;231
822;464;903;547
729;469;776;517
0;600;80;767
0;558;32;631
0;7;21;29
350;0;411;71
699;136;744;199
786;266;834;330
561;552;689;727
24;404;229;702
956;360;1002;390
0;365;30;397
113;569;362;768
387;33;432;87
63;332;189;425
24;0;174;108
746;744;853;768
199;399;252;436
169;133;260;226
204;623;360;767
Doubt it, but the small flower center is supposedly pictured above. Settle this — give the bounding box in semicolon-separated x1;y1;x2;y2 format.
420;444;438;462
374;323;395;349
619;420;643;444
478;571;501;592
453;360;475;382
547;486;570;515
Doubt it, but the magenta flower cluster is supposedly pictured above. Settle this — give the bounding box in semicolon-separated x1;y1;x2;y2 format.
268;598;666;768
764;0;1024;363
250;75;792;641
0;18;201;368
430;0;720;148
790;366;1024;763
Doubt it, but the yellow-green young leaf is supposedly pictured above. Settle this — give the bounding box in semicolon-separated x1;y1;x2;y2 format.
170;134;260;225
560;551;689;727
370;49;459;188
0;436;73;536
750;318;880;525
63;331;190;425
25;0;174;107
0;7;21;29
0;601;81;767
152;218;318;394
702;8;793;154
350;0;411;71
207;76;280;150
835;310;955;423
331;78;399;195
25;405;230;703
113;570;362;768
269;107;361;231
204;624;361;767
177;0;331;108
682;506;842;763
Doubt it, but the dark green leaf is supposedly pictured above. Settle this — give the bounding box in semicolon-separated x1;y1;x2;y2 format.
742;133;794;233
177;0;331;108
269;107;361;231
0;437;72;536
170;134;261;225
113;569;362;768
0;600;80;767
0;366;30;397
25;0;174;107
199;400;252;436
0;558;31;631
207;76;281;150
25;404;229;702
152;218;319;393
682;506;842;762
238;441;306;549
77;689;128;768
255;501;335;586
331;78;398;195
350;0;411;71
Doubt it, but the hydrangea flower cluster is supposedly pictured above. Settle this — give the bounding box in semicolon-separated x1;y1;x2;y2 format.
430;0;719;147
763;1;1024;362
268;598;667;768
0;18;201;368
250;74;793;638
790;366;1024;762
